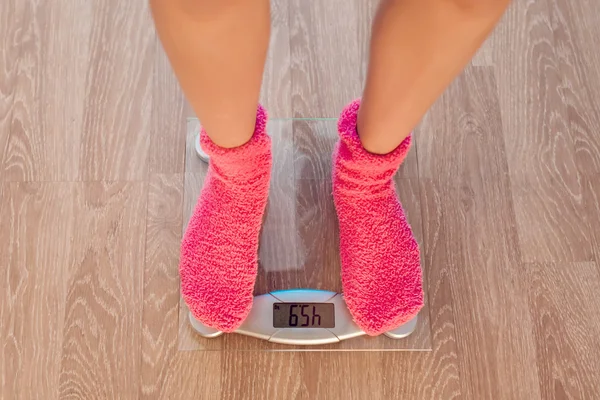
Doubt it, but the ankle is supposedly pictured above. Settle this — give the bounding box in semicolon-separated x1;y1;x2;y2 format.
356;119;411;156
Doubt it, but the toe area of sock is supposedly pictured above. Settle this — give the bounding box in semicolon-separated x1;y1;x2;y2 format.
179;253;257;333
346;291;424;336
183;285;254;333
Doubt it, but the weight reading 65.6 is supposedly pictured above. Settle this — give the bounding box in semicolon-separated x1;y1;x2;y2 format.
288;304;321;327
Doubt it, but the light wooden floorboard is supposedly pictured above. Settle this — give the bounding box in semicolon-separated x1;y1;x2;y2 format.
149;42;186;175
2;1;93;182
59;182;148;399
0;182;75;399
494;0;592;263
77;1;154;181
524;261;600;399
583;175;600;261
550;0;600;176
140;174;184;399
289;0;364;117
0;0;22;178
259;0;292;118
418;67;541;399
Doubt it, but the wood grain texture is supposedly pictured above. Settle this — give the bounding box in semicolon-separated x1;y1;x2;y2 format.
300;353;383;399
59;182;147;399
494;0;592;262
140;174;184;399
0;182;74;399
222;353;303;400
0;0;22;177
524;262;600;399
293;119;338;181
259;0;292;118
357;0;378;85
78;1;154;181
289;0;363;117
154;353;221;399
137;175;222;399
583;175;600;261
3;1;93;181
549;0;600;176
418;67;541;398
149;41;186;175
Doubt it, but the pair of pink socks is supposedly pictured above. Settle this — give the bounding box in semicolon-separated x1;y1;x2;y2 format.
180;100;424;335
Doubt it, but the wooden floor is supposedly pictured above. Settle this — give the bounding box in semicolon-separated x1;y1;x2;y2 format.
2;0;600;398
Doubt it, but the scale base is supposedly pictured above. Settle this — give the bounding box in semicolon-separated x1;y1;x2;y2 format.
188;290;419;346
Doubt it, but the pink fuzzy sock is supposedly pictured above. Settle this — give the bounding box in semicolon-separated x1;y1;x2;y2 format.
333;100;424;336
180;105;271;332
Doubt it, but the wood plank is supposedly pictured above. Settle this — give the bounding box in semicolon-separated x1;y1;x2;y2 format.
583;175;600;261
0;0;23;177
59;182;147;399
289;0;362;118
293;120;337;181
549;0;600;176
0;182;74;399
300;353;382;399
259;0;292;118
494;0;591;262
222;353;303;400
149;40;186;174
3;1;93;181
78;1;154;181
417;66;541;398
139;174;184;398
138;174;222;400
356;0;378;85
156;353;221;399
524;262;600;399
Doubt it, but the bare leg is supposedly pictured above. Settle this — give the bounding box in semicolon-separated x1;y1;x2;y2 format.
150;0;270;148
333;0;510;335
150;0;273;331
358;0;510;154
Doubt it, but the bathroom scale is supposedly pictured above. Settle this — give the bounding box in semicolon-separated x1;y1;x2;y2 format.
182;120;431;350
185;134;420;347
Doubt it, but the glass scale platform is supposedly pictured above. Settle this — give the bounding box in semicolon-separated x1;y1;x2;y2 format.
178;118;432;351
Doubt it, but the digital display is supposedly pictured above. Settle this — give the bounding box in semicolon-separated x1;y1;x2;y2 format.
273;303;335;328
